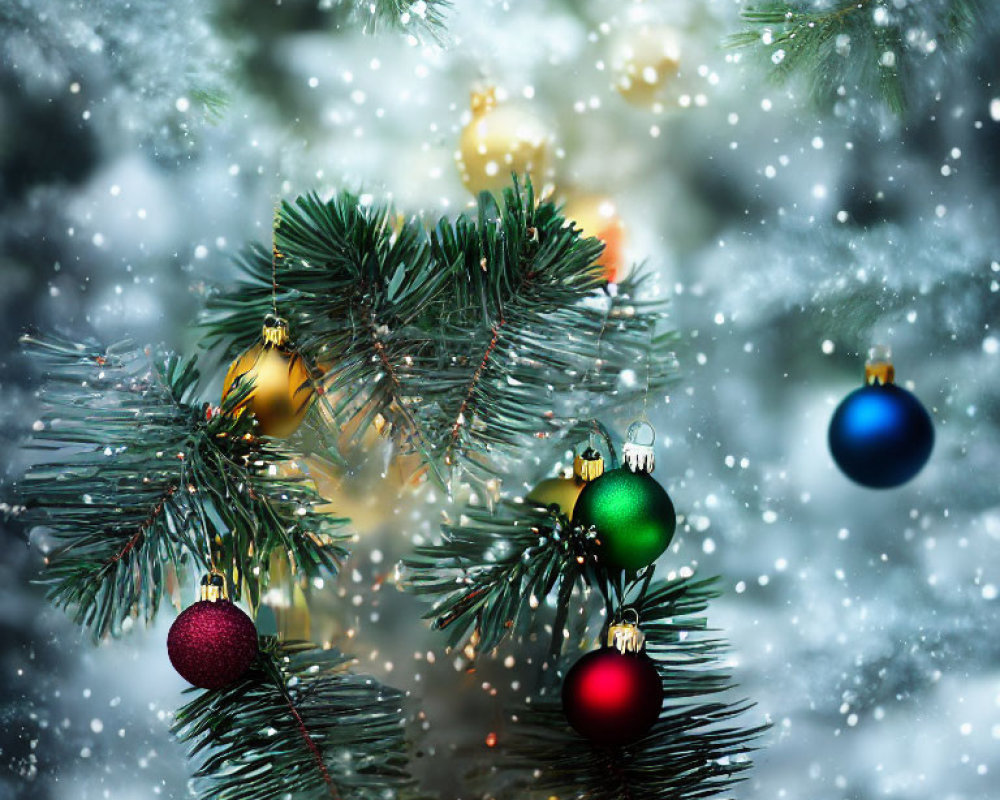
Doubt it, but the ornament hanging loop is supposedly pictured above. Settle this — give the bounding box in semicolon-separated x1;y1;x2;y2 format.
607;609;645;653
623;419;656;474
864;344;895;386
199;571;229;603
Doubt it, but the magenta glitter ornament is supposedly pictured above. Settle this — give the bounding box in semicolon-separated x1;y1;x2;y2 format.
167;600;258;690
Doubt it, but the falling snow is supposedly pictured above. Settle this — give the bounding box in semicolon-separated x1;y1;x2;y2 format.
1;1;1000;799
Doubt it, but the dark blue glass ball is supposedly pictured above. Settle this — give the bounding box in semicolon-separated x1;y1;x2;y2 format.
828;383;934;489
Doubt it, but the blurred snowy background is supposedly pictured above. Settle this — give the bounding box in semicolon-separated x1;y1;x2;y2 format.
2;0;1000;798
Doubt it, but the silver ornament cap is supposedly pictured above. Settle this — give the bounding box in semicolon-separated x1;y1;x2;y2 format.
622;419;656;474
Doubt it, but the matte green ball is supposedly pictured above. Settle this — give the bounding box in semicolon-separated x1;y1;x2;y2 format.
573;468;676;572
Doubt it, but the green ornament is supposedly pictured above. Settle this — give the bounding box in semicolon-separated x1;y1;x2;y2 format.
573;468;676;571
572;418;676;575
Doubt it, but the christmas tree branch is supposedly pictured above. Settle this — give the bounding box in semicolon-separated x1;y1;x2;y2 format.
402;501;601;655
493;576;765;800
360;0;449;38
11;336;348;640
403;497;702;660
201;181;674;488
173;639;414;800
729;0;984;114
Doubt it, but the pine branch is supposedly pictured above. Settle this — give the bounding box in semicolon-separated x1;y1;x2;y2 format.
201;181;675;488
360;0;450;38
729;0;986;114
402;500;603;655
402;498;710;661
491;576;766;800
11;336;348;640
173;639;414;800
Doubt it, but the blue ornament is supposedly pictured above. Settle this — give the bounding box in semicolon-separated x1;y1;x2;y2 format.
828;354;933;489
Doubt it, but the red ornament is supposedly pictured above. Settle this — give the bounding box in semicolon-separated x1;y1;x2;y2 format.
561;647;663;746
167;600;259;690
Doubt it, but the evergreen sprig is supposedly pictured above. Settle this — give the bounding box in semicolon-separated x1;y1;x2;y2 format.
729;0;984;114
403;500;599;656
403;499;727;664
173;639;413;800
201;181;674;488
363;0;449;37
492;576;765;800
13;336;347;640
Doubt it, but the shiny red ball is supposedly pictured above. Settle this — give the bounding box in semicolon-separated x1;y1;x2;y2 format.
562;647;663;747
167;600;259;690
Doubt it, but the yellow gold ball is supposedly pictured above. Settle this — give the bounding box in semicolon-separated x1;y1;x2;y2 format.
457;90;553;198
562;194;628;284
527;475;587;518
221;342;314;438
611;26;682;108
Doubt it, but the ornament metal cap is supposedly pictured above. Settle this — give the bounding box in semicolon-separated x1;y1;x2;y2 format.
261;314;290;348
574;447;605;482
607;611;645;653
470;86;498;115
622;419;656;474
199;571;229;603
864;344;895;386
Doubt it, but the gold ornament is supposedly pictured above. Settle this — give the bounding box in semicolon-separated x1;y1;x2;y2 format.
221;314;314;437
562;194;628;283
527;447;605;517
611;26;682;108
456;87;553;198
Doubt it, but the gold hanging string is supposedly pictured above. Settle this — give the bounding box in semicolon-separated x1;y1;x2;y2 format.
271;203;281;317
